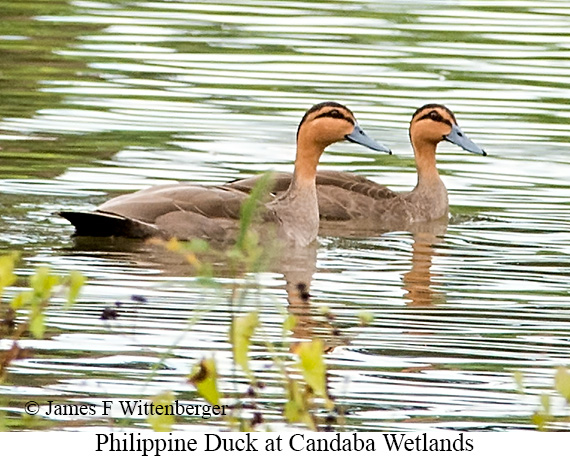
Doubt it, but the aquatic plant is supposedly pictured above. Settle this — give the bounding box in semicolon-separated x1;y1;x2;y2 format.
148;173;337;432
514;368;570;430
0;253;84;429
1;253;84;373
0;174;345;432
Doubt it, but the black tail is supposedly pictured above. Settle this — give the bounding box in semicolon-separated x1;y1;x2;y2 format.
59;211;160;238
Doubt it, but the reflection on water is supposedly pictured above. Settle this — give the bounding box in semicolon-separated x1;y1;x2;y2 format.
402;230;446;308
1;0;570;431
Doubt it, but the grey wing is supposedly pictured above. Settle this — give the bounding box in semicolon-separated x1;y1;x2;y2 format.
227;171;397;201
225;172;293;194
315;171;398;200
98;183;247;222
314;171;398;221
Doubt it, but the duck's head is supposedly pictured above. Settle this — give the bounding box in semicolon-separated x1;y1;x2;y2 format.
297;102;391;154
410;104;487;156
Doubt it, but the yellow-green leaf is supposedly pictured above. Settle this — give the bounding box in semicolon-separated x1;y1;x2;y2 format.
540;392;551;414
532;393;552;431
531;411;549;431
284;395;302;423
236;172;274;251
30;266;59;301
230;311;259;377
0;253;18;296
29;309;45;339
358;311;374;326
189;357;220;406
165;238;181;252
284;379;303;423
20;412;40;428
146;391;175;432
295;339;328;401
513;370;524;394
283;314;297;333
10;291;32;310
284;378;314;429
66;271;85;308
554;366;570;401
185;238;210;253
318;306;330;316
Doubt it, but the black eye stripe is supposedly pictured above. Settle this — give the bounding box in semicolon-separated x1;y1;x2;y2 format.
314;110;354;124
418;111;452;127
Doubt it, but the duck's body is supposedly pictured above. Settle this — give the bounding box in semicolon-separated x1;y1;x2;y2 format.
226;104;486;233
63;183;246;241
60;102;390;246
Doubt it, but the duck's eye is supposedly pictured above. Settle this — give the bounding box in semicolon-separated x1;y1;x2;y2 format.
429;110;442;121
328;109;344;119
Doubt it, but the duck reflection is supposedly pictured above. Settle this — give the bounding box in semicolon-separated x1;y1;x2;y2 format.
65;235;346;349
319;216;448;309
279;245;348;351
401;219;448;308
278;218;448;349
65;212;447;351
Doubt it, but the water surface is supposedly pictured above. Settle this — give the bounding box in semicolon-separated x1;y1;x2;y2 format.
1;0;569;431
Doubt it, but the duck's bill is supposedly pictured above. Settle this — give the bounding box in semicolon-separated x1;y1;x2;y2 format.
445;124;487;156
345;123;392;154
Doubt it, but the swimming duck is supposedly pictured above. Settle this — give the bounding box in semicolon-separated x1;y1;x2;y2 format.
227;104;486;232
60;102;390;246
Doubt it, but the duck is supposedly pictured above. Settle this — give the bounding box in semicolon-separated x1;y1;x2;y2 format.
60;102;391;246
226;104;486;233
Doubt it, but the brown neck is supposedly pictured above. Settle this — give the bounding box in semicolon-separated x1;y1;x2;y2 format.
292;134;323;187
412;139;440;186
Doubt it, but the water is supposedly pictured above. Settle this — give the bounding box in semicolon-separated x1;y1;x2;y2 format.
1;0;569;431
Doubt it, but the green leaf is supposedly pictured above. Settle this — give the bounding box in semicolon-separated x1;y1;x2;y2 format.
185;238;210;253
540;392;551;413
24;266;59;338
236;172;274;251
0;253;18;296
30;266;59;302
357;311;374;326
531;411;549;431
230;311;259;377
283;378;315;429
283;314;297;333
189;357;220;406
554;366;570;402
147;391;175;432
513;370;524;394
29;309;45;339
284;379;304;423
66;271;85;308
10;291;32;310
295;339;329;403
532;393;552;431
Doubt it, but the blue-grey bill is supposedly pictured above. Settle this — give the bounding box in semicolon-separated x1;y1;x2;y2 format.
345;123;392;154
445;124;487;156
